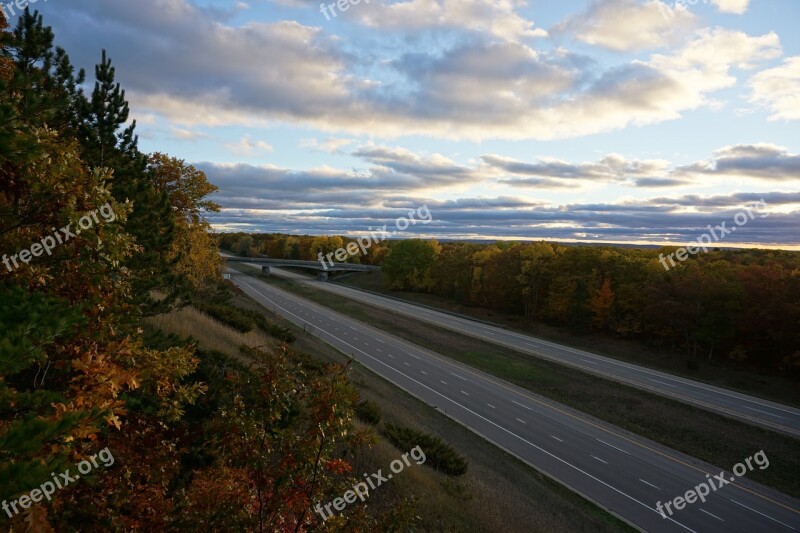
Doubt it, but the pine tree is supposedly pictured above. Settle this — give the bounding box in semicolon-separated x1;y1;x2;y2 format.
75;49;178;305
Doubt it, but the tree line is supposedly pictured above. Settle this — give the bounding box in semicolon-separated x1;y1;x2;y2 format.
236;230;800;377
387;239;800;377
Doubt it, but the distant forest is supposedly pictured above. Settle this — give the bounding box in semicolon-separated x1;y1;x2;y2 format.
221;233;800;377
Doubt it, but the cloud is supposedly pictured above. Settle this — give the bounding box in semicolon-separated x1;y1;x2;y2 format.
224;136;275;156
483;153;670;180
207;188;799;246
300;137;355;153
45;2;783;141
552;0;697;52
326;0;547;42
350;145;483;188
169;127;212;141
189;140;800;246
676;144;800;180
710;0;750;14
748;57;800;121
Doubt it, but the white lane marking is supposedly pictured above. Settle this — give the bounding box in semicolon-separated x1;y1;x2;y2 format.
235;278;698;533
387;354;394;358
409;353;421;360
597;439;631;456
516;418;526;424
441;380;448;385
591;455;608;465
451;372;468;381
420;370;428;375
350;326;358;331
460;390;470;396
699;509;724;522
404;362;410;366
581;359;599;365
729;499;796;530
376;338;386;344
743;405;785;419
649;379;677;388
487;403;496;409
376;348;382;353
512;400;533;411
551;436;563;443
639;479;660;490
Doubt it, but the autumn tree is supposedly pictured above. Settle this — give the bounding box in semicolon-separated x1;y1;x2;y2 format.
590;278;614;331
383;239;441;291
147;153;222;289
310;235;344;260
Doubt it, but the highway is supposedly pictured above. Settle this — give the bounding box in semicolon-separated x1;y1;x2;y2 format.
229;269;800;533
257;265;800;438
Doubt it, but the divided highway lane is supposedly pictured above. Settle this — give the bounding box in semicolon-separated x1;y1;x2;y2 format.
264;267;800;438
230;271;800;533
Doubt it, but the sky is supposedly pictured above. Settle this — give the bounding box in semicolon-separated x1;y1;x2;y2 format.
24;0;800;248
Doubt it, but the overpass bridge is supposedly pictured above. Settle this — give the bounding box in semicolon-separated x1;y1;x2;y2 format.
224;257;380;280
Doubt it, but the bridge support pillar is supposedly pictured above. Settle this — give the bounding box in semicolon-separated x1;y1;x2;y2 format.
261;266;270;277
317;271;329;281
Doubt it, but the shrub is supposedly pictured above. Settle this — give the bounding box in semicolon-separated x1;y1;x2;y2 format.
193;302;295;343
194;302;254;333
355;400;382;425
381;424;468;476
239;308;296;343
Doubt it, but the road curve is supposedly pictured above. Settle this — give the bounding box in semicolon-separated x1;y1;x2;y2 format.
229;270;800;533
261;266;800;438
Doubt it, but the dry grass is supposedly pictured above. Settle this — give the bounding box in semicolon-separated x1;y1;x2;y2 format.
143;305;276;358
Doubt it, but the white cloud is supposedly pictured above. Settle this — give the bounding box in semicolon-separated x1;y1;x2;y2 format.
553;0;697;52
710;0;750;14
342;0;547;42
300;137;355;153
169;127;211;141
748;57;800;121
224;136;275;156
53;0;786;142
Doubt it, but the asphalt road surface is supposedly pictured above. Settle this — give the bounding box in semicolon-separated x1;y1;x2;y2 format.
229;269;800;533
259;266;800;439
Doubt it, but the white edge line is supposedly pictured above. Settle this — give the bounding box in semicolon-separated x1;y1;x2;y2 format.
597;438;631;456
698;509;724;522
729;499;796;530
